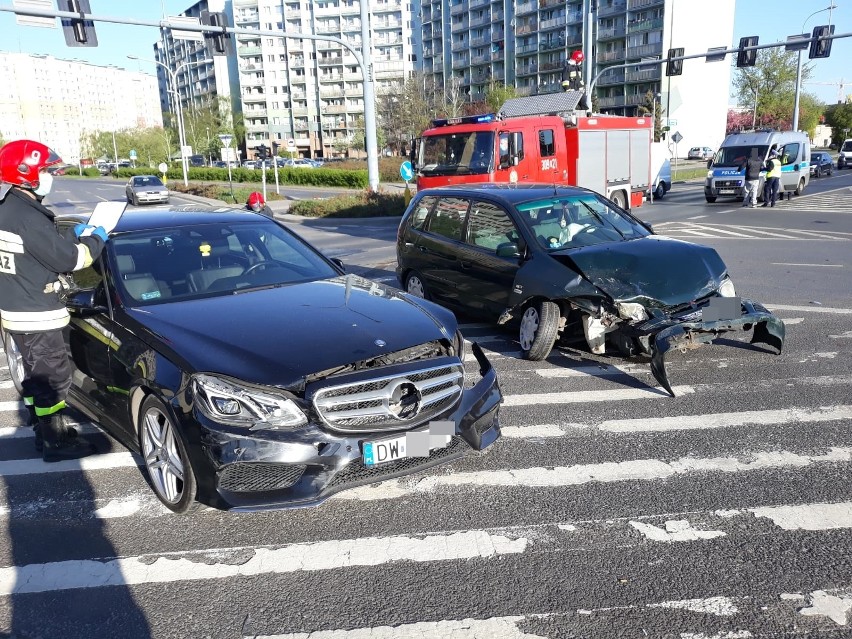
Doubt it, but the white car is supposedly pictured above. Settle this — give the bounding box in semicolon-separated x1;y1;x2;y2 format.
838;139;852;169
283;158;315;169
126;175;169;206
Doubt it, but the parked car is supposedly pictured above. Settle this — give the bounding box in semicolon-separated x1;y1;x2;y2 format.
687;146;715;160
213;160;228;169
46;164;67;176
810;151;834;177
241;160;258;169
126;175;169;206
396;184;785;395
283;158;316;169
0;206;501;513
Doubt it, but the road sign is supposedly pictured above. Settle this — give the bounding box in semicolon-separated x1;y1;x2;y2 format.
667;118;678;126
671;131;683;144
129;149;137;159
286;138;296;149
400;160;414;182
181;145;193;157
218;134;233;148
169;15;204;41
13;0;54;28
158;162;168;173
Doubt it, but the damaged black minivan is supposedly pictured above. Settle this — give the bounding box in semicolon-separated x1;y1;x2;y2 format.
396;184;785;395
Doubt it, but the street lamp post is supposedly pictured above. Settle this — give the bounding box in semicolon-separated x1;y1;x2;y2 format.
792;4;836;131
127;55;212;186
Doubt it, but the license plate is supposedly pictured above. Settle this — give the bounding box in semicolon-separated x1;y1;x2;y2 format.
362;425;453;467
719;189;735;194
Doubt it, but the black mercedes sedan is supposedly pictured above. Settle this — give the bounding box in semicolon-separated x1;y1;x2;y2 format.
10;206;502;513
396;184;785;396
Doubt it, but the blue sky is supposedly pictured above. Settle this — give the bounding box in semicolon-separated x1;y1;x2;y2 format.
0;0;848;105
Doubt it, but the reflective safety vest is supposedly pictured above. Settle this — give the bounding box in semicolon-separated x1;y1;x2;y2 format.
767;158;782;179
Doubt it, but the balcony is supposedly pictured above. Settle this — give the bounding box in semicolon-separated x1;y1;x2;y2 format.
450;2;465;16
316;23;342;34
242;92;266;103
471;53;490;65
491;29;504;42
597;71;625;86
241;75;265;87
515;1;536;16
374;20;402;29
341;21;362;31
516;43;538;55
246;123;269;133
598;1;627;17
540;16;566;31
289;58;305;69
597;95;626;108
625;42;663;58
470;36;489;48
566;11;583;24
491;49;504;61
323;104;348;114
319;73;344;82
318;56;343;66
433;55;443;66
235;12;259;24
516;63;538;77
599;49;626;62
627;17;664;33
626;93;647;106
470;15;491;28
516;23;537;35
451;39;468;52
628;0;664;8
598;26;626;40
245;108;267;118
238;46;262;57
451;20;469;33
626;67;660;82
539;0;563;7
452;56;470;69
470;0;490;8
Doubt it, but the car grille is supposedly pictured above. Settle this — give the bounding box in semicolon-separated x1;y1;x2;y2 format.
312;361;464;433
218;462;306;493
326;436;466;490
715;180;742;188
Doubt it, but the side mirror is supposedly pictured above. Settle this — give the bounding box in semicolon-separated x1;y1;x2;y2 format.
641;221;655;234
496;242;523;259
330;257;345;272
66;289;106;316
707;159;713;169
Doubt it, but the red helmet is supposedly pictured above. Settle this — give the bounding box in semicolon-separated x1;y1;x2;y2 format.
0;140;62;191
571;50;585;64
247;191;266;211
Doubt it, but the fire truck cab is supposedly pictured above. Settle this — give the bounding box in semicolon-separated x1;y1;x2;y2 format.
413;92;653;210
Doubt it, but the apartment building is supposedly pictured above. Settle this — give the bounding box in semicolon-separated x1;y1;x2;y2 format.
420;0;735;153
233;0;418;159
0;52;162;164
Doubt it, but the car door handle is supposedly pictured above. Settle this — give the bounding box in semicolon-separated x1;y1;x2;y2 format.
417;245;428;253
459;260;472;269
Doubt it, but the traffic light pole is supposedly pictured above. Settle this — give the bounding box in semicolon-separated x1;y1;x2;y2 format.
0;3;383;192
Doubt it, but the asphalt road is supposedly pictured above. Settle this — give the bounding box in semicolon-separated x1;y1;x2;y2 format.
1;172;851;637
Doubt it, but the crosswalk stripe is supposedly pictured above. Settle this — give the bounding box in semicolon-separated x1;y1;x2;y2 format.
502;385;695;405
0;452;140;477
0;528;530;595
335;447;852;501
766;304;852;314
684;224;752;238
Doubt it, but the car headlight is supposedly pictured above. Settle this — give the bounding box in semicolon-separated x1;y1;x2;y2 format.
192;373;307;429
707;170;714;178
719;277;736;297
616;302;649;321
452;329;466;361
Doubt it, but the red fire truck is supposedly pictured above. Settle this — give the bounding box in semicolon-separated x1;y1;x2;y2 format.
413;92;653;210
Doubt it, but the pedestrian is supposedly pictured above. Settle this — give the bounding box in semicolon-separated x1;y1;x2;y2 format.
246;191;274;218
762;149;782;207
0;139;108;461
742;148;763;208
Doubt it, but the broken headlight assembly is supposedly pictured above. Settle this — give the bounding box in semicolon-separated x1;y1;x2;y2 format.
616;301;649;322
192;373;308;430
719;277;736;297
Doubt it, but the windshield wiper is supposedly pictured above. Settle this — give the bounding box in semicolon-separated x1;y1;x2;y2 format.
578;201;627;239
231;282;289;295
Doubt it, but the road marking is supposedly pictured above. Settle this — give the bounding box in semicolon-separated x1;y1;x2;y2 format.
766;304;852;314
0;528;529;595
687;215;708;220
630;520;726;543
502;386;695;405
648;596;738;616
685;224;752;238
798;589;852;626
771;262;843;267
0;452;140;477
750;502;852;531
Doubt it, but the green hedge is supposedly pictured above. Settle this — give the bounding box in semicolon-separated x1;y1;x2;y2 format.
288;191;406;218
113;166;368;188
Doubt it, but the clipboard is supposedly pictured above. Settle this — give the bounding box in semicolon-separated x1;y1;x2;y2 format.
87;201;126;234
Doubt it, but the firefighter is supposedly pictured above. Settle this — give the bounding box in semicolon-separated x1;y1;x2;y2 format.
246;191;274;218
0;139;108;461
561;50;589;111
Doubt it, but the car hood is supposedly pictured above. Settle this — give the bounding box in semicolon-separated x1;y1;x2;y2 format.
125;275;456;388
552;236;727;308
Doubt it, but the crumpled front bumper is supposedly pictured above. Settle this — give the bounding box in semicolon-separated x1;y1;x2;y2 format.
637;299;785;396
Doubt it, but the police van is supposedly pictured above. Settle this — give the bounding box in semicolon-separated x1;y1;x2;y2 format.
704;130;810;203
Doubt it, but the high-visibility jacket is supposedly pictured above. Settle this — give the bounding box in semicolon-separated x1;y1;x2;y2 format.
0;188;104;332
767;158;782;179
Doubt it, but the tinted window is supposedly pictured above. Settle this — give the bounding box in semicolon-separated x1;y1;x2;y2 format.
714;145;769;166
409;196;438;231
779;143;799;166
539;130;555;157
426;197;468;241
132;176;164;187
465;201;518;252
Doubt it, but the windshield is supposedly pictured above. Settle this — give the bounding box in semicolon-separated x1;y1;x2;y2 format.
712;145;769;167
842;141;852;152
108;220;339;305
418;131;495;176
515;194;651;250
132;176;165;187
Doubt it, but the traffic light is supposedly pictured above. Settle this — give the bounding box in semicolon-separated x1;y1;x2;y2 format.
809;25;834;59
736;36;758;68
665;48;684;77
200;10;233;56
257;145;268;161
59;0;98;47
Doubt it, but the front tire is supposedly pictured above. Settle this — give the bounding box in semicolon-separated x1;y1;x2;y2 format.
519;301;560;361
794;178;805;196
654;183;666;200
138;395;199;514
705;196;717;203
2;330;24;397
404;271;428;300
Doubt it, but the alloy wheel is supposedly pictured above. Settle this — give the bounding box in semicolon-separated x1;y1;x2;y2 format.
142;406;186;505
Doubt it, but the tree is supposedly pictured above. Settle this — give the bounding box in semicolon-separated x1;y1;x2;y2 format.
637;90;665;142
824;102;852;146
726;109;755;135
732;48;821;131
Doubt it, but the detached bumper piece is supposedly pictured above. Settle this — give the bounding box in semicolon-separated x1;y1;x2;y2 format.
649;299;785;396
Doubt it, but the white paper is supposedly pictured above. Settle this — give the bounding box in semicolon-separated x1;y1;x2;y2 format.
87;201;126;234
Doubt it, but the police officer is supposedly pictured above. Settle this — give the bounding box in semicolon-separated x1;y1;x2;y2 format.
246;191;274;218
0;139;108;461
561;50;589;111
762;149;782;207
